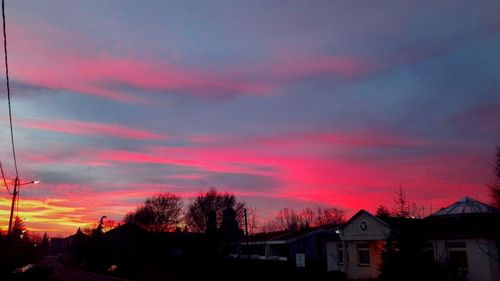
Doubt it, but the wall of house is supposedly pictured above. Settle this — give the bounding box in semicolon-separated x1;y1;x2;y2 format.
342;240;383;280
433;238;499;281
326;242;340;271
485;239;500;281
269;243;288;260
331;231;500;281
288;234;325;269
326;240;384;279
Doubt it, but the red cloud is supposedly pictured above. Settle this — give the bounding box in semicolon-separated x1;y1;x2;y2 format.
10;129;491;235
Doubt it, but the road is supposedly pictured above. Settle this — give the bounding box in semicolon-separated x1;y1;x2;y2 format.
40;256;129;281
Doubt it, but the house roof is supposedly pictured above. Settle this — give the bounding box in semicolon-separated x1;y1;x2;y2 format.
424;214;500;239
429;196;499;217
380;216;424;230
342;209;391;230
70;227;88;238
376;197;500;239
105;222;145;237
249;224;341;243
379;197;500;239
340;200;500;240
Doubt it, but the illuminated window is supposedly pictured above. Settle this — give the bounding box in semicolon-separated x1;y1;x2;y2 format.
337;243;343;264
448;242;468;270
357;243;370;266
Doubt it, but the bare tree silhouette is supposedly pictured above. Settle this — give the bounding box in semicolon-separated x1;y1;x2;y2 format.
489;146;500;208
393;186;415;218
124;192;182;232
245;206;260;234
262;207;345;232
376;205;391;218
185;187;246;233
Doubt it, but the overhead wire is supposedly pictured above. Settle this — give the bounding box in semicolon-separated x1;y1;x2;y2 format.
2;0;18;179
0;159;12;194
2;0;20;217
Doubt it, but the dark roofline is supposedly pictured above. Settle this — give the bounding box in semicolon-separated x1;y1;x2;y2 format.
248;224;339;243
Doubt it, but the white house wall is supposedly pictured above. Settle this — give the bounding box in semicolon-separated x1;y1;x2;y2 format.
341;240;384;280
330;235;500;281
485;239;500;281
433;238;499;281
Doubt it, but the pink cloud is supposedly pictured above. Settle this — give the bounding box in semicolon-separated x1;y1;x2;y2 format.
18;118;166;140
15;149;490;236
243;131;434;149
10;128;491;235
89;149;259;175
256;55;373;81
147;136;490;212
9;24;372;103
8;24;273;102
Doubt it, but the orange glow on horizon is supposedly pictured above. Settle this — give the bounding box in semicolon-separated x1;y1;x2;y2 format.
0;197;89;236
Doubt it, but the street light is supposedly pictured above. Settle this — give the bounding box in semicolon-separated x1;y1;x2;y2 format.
7;178;40;239
19;180;40;186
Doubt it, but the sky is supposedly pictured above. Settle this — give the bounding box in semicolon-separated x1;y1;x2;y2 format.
0;0;499;236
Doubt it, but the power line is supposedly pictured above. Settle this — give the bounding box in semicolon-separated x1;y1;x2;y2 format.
2;0;19;180
0;159;12;194
2;0;21;226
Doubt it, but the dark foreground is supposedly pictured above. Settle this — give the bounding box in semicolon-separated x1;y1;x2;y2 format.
7;256;128;281
6;256;343;281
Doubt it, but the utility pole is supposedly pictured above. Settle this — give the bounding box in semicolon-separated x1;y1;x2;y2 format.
6;179;39;240
7;177;19;240
244;208;249;258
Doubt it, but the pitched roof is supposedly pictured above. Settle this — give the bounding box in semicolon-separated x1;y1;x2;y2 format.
249;224;341;243
380;216;424;230
341;209;391;229
424;214;500;239
429;196;500;217
71;227;88;238
105;222;145;236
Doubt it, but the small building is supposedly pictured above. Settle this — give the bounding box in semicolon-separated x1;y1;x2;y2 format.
242;225;340;270
326;197;500;281
103;222;208;262
49;237;67;255
103;222;147;263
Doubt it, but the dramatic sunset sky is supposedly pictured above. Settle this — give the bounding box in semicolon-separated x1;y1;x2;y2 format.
0;1;499;236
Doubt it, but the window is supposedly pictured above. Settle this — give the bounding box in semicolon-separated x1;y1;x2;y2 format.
448;242;468;270
357;243;370;266
337;243;343;264
422;242;434;262
271;244;288;257
251;244;265;256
